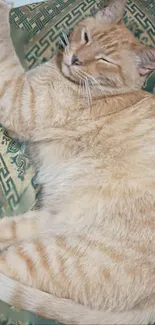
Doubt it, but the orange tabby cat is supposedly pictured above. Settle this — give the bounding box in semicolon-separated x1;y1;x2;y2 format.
0;0;155;324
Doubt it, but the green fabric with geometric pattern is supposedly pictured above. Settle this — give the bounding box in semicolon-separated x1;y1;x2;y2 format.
0;125;39;218
0;0;155;324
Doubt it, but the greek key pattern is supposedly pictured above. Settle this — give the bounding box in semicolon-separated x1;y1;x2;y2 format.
0;153;19;212
0;125;39;217
126;0;155;45
137;0;155;16
10;0;102;35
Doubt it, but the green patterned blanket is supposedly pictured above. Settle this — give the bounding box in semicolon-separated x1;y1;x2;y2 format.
0;0;155;324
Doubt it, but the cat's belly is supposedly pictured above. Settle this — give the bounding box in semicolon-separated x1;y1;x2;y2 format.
28;141;155;311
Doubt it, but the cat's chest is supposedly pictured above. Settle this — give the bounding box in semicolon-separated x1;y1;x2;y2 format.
36;130;155;191
33;101;155;208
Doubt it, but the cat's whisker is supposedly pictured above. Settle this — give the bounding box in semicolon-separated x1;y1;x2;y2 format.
61;31;68;44
60;31;70;56
62;30;69;48
70;69;98;115
81;78;89;101
84;79;92;114
78;78;82;99
89;76;104;93
77;72;88;98
64;45;70;57
76;71;91;100
59;37;66;49
72;70;84;102
82;72;104;93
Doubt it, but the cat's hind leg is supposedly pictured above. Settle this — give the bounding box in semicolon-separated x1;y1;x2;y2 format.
0;229;82;295
1;223;155;325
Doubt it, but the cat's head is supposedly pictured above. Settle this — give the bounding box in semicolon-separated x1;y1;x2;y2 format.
62;0;155;95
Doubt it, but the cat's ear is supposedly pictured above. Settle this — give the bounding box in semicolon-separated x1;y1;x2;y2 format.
95;0;126;24
133;46;155;76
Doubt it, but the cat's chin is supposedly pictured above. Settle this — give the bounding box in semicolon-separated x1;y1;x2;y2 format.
61;63;79;83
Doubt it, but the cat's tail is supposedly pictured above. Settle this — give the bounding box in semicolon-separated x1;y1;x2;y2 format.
0;273;154;325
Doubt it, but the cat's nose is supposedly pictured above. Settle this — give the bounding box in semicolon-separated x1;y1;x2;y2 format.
71;54;81;66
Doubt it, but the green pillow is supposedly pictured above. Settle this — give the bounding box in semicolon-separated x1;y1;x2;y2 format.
0;126;39;217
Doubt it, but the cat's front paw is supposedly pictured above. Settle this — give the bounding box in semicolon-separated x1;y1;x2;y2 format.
0;0;11;31
0;0;12;16
0;0;12;9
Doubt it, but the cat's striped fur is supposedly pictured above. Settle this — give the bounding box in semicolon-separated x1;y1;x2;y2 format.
0;0;155;324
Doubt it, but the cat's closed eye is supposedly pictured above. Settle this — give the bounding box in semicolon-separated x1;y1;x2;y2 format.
95;55;117;65
98;57;110;63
